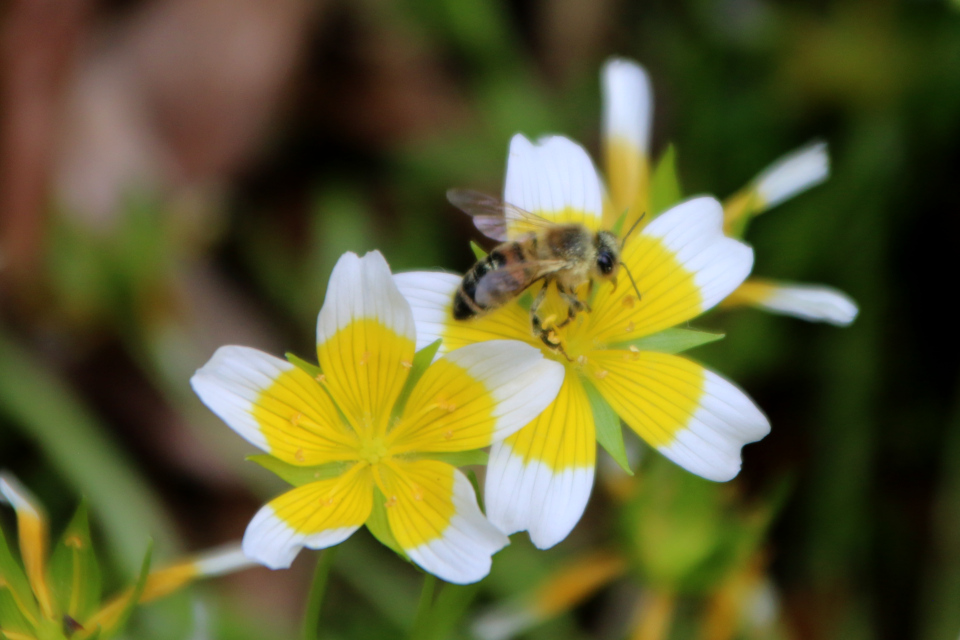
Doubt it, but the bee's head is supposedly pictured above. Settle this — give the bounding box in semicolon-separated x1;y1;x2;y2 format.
593;231;621;281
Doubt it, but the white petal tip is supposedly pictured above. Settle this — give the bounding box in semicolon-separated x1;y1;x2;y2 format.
754;142;829;209
602;57;653;154
192;544;257;576
243;505;357;570
486;444;594;550
657;372;770;483
761;284;859;326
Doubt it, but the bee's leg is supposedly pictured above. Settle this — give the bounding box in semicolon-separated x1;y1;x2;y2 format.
538;330;573;361
529;285;548;336
555;284;586;328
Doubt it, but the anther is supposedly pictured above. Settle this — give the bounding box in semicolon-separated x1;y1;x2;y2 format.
577;355;588;366
384;495;398;509
595;369;609;380
295;449;306;462
622;296;636;309
401;360;413;369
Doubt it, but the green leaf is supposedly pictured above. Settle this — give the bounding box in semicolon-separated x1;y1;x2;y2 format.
49;502;101;623
649;145;683;217
247;455;349;487
301;547;338;640
101;540;153;639
285;353;323;379
469;241;488;260
611;328;724;355
390;340;442;421
0;331;174;576
0;517;41;625
0;589;34;636
415;450;489;467
417;582;481;640
582;379;632;474
365;489;408;560
611;208;629;236
465;469;485;513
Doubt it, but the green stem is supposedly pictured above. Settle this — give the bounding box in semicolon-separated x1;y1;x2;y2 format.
409;573;437;640
301;547;339;640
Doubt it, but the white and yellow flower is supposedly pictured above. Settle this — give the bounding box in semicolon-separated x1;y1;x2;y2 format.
396;135;769;549
191;251;564;584
603;57;857;326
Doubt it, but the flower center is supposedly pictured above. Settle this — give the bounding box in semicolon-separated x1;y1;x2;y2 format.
358;438;391;465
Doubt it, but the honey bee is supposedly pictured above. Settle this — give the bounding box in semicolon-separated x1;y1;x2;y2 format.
447;189;642;350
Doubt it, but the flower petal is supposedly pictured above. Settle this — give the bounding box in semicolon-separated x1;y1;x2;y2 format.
473;550;627;640
394;271;533;354
139;544;255;603
585;197;753;344
484;376;595;549
752;141;828;210
0;474;54;619
589;351;769;482
191;346;358;464
602;57;653;224
722;279;858;326
243;465;373;569
378;460;508;584
504;134;604;234
389;340;564;454
316;251;417;434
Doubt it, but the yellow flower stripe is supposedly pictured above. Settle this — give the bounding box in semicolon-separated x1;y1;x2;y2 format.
270;464;374;535
720;279;776;308
252;366;358;465
589;351;704;448
378;459;455;549
388;358;497;454
504;375;594;471
605;137;647;229
509;205;602;237
584;232;702;346
440;300;532;352
317;319;415;437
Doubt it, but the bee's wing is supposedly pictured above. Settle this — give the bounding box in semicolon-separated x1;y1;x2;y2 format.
447;188;558;242
473;259;568;308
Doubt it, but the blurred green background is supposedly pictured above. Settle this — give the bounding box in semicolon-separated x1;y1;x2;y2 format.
1;0;958;638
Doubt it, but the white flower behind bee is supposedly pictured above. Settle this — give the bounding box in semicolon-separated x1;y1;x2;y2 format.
504;134;604;233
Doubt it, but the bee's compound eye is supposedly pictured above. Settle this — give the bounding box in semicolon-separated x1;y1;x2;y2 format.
597;252;615;274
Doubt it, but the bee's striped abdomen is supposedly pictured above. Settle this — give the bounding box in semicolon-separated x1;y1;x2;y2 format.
453;243;527;320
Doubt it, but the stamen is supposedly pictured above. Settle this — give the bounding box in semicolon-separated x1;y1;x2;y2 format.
577;355;588;366
401;360;413;369
622;296;636;309
295;449;306;462
384;495;398;509
595;369;609;380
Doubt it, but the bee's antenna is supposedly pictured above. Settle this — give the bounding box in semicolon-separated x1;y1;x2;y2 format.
620;212;646;249
621;263;643;302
